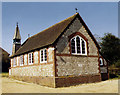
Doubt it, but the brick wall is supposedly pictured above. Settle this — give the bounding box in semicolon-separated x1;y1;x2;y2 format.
55;74;101;87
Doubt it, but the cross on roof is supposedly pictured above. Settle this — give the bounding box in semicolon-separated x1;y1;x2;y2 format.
16;22;18;26
75;8;78;13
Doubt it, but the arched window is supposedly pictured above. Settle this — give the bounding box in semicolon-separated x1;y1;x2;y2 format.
71;36;87;55
100;58;103;66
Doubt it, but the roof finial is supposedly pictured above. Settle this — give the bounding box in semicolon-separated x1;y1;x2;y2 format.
75;8;78;13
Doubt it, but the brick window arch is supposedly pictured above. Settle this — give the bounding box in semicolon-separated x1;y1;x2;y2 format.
69;32;88;55
71;35;87;55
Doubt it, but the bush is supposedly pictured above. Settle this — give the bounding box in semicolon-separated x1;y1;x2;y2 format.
115;59;120;68
109;74;118;79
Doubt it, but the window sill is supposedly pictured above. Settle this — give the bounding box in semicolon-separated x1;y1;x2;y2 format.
20;64;24;66
13;65;16;67
40;61;47;64
71;53;87;56
28;63;33;65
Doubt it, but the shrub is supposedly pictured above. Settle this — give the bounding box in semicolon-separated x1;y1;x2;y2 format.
115;59;120;68
109;73;118;79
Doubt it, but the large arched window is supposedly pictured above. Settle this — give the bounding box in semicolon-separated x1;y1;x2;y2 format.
71;35;87;55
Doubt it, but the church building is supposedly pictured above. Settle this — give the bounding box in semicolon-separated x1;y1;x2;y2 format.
9;13;109;87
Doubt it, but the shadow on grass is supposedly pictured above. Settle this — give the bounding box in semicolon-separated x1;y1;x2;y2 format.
109;74;120;80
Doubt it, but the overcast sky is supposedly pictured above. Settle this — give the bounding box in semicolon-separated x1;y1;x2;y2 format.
2;2;118;55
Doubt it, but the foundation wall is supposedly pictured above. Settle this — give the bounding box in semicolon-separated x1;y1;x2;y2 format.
55;74;101;87
10;76;55;87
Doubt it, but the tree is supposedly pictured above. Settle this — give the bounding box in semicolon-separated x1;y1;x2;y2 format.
115;59;120;68
100;33;120;66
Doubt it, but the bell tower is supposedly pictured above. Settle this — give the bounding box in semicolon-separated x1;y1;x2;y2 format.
12;22;21;55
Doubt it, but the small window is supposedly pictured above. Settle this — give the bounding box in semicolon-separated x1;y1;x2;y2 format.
28;52;33;65
13;58;16;67
71;35;87;55
40;49;47;63
100;58;103;66
20;55;24;66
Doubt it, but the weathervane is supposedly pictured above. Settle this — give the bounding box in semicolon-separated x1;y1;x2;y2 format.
16;22;18;26
75;8;78;13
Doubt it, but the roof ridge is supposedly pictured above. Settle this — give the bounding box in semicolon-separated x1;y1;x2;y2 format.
29;13;78;39
10;13;79;57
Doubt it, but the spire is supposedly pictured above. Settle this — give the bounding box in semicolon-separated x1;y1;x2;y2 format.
13;22;21;40
12;22;21;55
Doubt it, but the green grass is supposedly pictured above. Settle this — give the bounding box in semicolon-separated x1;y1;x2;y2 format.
1;72;9;77
117;75;120;78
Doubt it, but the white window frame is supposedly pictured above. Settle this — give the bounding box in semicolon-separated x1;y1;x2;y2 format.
100;58;103;66
20;55;24;66
13;57;16;67
17;57;19;66
71;35;87;55
40;49;47;63
28;52;33;65
11;59;13;67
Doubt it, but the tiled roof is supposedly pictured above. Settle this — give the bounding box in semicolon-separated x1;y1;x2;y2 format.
11;13;100;57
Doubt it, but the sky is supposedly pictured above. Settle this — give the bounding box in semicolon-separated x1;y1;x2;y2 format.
2;2;118;55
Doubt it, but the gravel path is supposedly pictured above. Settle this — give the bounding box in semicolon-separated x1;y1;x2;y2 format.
1;77;119;93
